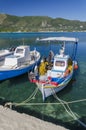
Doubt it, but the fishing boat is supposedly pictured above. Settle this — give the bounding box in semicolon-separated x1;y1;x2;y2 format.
29;37;78;101
0;45;40;81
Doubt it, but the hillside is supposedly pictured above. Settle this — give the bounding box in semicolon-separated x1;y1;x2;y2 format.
0;14;86;32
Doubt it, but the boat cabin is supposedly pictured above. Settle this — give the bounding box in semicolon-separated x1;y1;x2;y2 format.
47;54;72;78
4;46;31;67
53;54;69;72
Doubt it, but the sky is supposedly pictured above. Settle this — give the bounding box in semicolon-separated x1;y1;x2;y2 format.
0;0;86;21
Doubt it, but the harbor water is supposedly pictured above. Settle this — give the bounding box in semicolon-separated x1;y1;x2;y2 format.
0;32;86;130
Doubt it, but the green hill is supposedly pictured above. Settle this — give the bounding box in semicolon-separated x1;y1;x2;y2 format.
0;14;86;32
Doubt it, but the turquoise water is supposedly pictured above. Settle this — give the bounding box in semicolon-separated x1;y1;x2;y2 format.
0;32;86;130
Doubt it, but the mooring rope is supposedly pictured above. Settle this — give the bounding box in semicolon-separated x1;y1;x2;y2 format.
11;98;86;106
4;86;86;128
52;88;86;128
14;86;39;106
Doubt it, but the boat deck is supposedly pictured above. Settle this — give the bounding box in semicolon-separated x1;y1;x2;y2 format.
0;59;37;70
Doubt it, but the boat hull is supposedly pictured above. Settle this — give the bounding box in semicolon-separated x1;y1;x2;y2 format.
0;59;40;81
36;72;73;101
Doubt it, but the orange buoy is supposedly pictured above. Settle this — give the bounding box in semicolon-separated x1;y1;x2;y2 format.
74;64;78;70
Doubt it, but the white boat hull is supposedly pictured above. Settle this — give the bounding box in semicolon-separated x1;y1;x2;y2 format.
36;72;73;101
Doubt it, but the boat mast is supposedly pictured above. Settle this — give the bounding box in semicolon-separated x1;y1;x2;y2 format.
59;41;65;56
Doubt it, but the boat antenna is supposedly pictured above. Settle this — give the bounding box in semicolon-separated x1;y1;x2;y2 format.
22;38;24;45
63;41;65;52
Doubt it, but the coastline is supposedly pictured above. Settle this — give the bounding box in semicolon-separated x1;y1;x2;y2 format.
0;105;67;130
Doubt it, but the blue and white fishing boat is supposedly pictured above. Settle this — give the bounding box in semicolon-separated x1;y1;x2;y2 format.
0;45;40;81
29;37;78;101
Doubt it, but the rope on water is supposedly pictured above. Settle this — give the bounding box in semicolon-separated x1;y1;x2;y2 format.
4;86;86;128
13;86;39;107
52;88;86;128
12;98;86;106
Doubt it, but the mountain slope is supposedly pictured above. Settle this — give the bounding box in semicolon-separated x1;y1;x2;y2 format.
0;14;86;32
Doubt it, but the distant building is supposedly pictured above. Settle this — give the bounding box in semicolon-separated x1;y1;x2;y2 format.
41;21;47;27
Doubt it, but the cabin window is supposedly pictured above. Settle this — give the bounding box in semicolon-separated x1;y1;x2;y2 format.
55;61;65;67
16;49;23;54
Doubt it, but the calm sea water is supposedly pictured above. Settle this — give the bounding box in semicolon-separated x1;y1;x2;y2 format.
0;32;86;129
